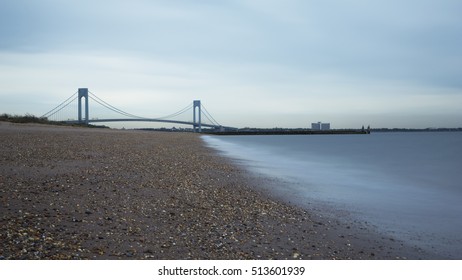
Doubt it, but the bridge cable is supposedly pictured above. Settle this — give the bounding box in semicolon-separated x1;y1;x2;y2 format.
89;91;195;121
88;92;147;119
203;113;218;127
155;103;193;120
41;91;78;118
201;104;221;126
42;95;78;119
89;96;146;119
202;114;216;127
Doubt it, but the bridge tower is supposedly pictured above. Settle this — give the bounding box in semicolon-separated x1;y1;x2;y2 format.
78;88;89;124
193;100;201;132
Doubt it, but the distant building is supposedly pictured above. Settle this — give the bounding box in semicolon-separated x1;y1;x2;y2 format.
321;123;330;130
311;122;321;130
311;122;330;131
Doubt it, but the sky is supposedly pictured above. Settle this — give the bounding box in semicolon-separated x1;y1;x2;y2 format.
1;0;461;129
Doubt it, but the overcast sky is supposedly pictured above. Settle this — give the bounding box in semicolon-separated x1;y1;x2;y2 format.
1;0;461;129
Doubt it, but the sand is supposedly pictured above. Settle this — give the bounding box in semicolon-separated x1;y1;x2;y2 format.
0;122;435;259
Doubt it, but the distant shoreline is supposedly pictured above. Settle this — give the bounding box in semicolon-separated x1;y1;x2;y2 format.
203;129;370;136
371;128;462;132
2;113;461;133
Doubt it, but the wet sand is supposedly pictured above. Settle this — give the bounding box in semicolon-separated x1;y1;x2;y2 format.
0;122;436;259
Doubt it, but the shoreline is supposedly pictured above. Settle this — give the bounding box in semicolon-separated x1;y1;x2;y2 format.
0;122;439;259
201;143;442;260
203;129;370;135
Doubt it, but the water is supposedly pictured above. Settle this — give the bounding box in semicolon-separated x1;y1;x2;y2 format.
202;132;462;258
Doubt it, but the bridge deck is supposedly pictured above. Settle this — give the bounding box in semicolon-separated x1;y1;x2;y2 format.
66;118;236;130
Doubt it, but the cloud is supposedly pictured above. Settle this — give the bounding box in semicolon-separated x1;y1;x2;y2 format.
1;0;461;128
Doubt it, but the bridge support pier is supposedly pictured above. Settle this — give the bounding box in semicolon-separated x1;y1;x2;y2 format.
78;88;89;125
193;100;201;132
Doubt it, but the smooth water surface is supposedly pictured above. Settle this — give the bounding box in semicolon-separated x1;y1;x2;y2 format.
202;132;462;258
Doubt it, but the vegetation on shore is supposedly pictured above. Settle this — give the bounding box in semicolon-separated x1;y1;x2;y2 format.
0;113;50;124
0;113;108;128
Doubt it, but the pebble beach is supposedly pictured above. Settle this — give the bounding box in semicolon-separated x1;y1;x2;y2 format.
0;122;433;259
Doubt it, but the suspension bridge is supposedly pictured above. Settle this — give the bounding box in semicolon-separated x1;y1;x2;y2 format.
41;88;233;132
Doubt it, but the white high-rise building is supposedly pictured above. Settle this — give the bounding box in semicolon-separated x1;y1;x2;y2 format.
311;122;330;130
321;123;330;130
311;122;321;130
